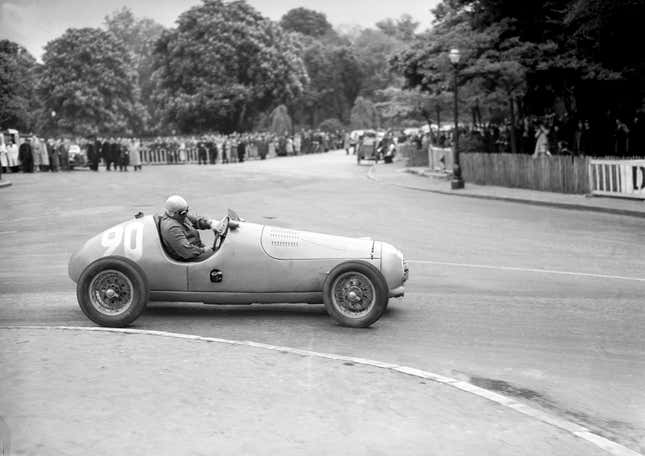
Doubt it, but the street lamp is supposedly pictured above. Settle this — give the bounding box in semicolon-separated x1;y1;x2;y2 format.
448;48;464;189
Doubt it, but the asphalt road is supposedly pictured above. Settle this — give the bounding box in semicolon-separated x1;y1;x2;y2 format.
1;151;644;452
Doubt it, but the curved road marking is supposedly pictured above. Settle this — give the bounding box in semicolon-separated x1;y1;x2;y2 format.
0;325;641;456
408;260;645;282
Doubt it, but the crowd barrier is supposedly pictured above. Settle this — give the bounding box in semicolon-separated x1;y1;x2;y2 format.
140;145;272;165
396;143;430;167
588;159;645;199
460;153;590;194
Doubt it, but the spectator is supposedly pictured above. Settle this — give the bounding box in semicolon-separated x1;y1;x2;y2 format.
18;137;34;173
532;124;551;158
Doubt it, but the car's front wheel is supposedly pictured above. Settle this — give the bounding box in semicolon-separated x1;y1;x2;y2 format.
323;261;388;328
77;257;148;327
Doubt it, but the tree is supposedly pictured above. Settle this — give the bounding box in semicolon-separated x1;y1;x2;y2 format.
318;118;344;133
350;96;378;129
376;14;420;42
350;28;405;96
292;39;362;127
269;104;292;136
150;0;308;133
280;7;334;38
0;40;39;131
375;87;451;132
38;28;144;136
104;7;166;131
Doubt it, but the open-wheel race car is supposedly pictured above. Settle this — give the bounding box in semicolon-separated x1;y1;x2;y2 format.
68;210;409;328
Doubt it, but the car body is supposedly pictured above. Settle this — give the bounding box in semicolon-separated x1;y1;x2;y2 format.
69;210;408;328
68;144;87;169
356;131;381;164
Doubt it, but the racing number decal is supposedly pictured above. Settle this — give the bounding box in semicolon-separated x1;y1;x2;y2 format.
101;226;123;256
101;222;144;261
124;222;144;261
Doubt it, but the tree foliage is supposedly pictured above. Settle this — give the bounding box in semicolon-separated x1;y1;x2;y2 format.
105;7;166;131
38;28;144;136
269;104;292;136
351;28;405;96
318;118;344;132
280;7;334;38
375;14;420;42
350;96;378;129
0;40;39;131
291;38;362;127
150;0;308;133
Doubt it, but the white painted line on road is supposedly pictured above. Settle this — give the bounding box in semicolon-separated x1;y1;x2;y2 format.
408;260;645;282
1;325;641;456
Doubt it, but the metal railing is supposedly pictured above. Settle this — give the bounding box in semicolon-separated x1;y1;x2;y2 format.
588;159;645;199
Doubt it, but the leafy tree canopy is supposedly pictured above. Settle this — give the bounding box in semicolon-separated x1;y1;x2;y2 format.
292;39;362;127
0;40;39;131
318;118;344;132
280;7;334;38
269;104;292;136
38;28;144;136
350;96;378;129
375;14;420;42
104;7;166;132
151;0;308;133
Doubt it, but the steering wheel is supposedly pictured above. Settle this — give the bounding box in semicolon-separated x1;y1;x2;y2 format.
213;215;230;251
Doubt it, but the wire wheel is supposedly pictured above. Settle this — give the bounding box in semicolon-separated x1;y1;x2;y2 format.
331;271;376;319
88;269;134;316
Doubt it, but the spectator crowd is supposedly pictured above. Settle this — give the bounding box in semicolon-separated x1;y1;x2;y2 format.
0;130;346;174
433;111;645;158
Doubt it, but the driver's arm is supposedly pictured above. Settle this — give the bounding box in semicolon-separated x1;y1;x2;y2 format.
187;214;214;230
164;225;210;259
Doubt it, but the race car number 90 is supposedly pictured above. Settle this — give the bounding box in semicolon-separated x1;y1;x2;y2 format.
101;222;144;261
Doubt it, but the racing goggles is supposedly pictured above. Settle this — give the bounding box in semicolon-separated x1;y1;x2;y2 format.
177;208;189;216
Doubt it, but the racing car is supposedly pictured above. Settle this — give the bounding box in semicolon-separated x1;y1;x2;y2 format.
68;210;408;328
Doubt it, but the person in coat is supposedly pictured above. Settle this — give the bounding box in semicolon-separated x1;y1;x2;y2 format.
159;195;236;262
18;137;34;173
129;138;142;171
58;140;70;170
532;124;551;158
237;139;246;163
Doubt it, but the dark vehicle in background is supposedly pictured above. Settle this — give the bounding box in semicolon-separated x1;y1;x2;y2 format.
68;144;87;169
356;130;380;164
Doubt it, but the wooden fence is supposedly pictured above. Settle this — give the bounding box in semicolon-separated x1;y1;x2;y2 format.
397;143;429;167
461;153;590;194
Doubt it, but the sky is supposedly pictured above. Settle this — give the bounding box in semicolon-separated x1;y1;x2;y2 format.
0;0;440;59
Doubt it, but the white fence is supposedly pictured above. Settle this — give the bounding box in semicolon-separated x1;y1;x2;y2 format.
588;159;645;199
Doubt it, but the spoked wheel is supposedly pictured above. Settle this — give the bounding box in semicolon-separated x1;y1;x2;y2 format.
77;257;148;327
323;261;388;328
89;270;134;316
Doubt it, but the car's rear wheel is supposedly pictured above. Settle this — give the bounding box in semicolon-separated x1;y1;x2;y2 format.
77;257;148;327
323;261;388;328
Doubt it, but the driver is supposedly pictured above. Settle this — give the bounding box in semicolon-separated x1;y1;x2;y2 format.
159;195;223;262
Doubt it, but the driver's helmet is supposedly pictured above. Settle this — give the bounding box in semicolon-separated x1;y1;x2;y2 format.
165;195;189;217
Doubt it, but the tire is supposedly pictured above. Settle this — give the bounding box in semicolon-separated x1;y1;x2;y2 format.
77;257;149;327
323;261;388;328
384;156;393;164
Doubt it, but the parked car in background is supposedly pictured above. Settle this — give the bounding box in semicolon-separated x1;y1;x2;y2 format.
68;144;87;169
356;130;381;164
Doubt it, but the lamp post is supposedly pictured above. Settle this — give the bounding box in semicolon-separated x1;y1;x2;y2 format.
448;48;464;189
51;110;57;137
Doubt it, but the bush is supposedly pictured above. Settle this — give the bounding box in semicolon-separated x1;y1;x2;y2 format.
318;118;343;133
461;132;485;153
